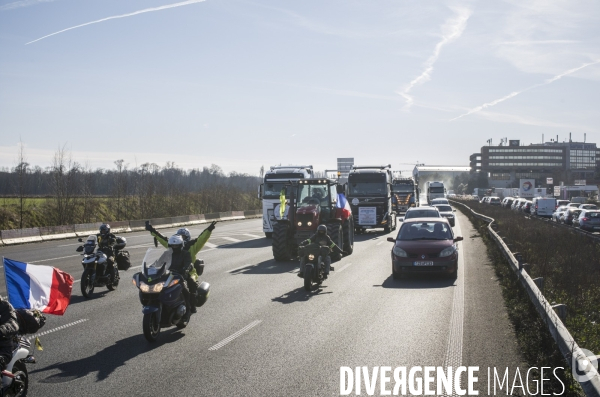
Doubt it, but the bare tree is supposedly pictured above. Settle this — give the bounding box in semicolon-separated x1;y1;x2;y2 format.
14;139;28;229
49;145;78;225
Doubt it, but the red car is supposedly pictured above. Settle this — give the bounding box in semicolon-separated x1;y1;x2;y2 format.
387;218;463;279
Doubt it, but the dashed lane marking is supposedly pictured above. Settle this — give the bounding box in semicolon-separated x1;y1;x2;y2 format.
335;262;353;273
220;237;241;242
30;254;81;263
376;241;385;246
204;242;218;249
26;319;88;341
242;234;262;239
208;320;262;351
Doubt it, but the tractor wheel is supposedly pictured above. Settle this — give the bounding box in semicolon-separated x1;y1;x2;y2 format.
342;218;354;255
327;224;343;262
272;222;292;261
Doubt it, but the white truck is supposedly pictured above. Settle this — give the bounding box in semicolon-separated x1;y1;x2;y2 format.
258;165;313;238
531;197;556;217
426;181;446;204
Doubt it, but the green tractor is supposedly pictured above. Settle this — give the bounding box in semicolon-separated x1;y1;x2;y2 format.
271;178;354;262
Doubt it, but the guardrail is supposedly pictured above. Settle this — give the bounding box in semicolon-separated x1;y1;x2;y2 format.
0;210;262;246
450;200;600;396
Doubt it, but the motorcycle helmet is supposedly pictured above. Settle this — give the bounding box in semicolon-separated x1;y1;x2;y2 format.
99;224;110;235
317;224;327;237
168;234;184;252
176;228;191;242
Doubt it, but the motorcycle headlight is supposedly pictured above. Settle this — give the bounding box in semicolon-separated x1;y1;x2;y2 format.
139;281;163;293
439;245;457;257
307;221;312;226
392;246;408;257
297;222;302;226
308;254;315;260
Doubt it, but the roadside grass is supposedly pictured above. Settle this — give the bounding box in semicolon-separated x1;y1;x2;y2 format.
456;202;585;396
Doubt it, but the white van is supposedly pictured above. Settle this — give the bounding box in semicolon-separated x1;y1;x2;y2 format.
532;197;556;217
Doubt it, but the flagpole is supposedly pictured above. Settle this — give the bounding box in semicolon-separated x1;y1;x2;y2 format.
2;257;11;304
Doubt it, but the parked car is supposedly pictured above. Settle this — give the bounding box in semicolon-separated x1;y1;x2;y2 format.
512;198;527;211
573;210;600;231
488;196;501;206
552;205;569;222
562;208;582;225
522;200;533;214
578;204;598;210
480;196;489;204
433;204;456;227
387;218;463;279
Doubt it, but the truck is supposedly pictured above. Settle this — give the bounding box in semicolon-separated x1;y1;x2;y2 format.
531;197;556;217
392;177;419;213
426;181;446;204
271;178;354;261
258;165;313;238
347;165;397;234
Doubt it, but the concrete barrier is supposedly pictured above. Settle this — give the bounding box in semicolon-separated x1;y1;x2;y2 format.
74;222;103;237
219;211;245;221
204;212;220;220
129;220;147;232
39;225;77;241
110;220;131;233
1;227;42;245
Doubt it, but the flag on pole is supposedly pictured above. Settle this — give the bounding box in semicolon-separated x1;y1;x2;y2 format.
3;258;73;315
336;193;352;218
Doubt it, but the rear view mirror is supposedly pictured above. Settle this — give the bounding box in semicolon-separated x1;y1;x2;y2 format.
387;237;396;242
399;217;404;222
76;246;84;252
78;238;83;242
454;236;464;242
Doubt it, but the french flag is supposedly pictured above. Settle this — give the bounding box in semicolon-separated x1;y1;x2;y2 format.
336;193;352;218
3;258;73;316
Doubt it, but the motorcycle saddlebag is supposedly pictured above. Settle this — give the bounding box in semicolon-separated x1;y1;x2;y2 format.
116;250;131;271
15;309;46;334
195;281;210;308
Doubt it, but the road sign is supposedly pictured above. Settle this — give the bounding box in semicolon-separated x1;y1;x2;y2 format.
554;186;561;197
546;177;553;184
574;180;586;186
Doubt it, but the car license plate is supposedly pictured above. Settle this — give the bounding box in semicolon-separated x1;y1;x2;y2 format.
414;261;434;266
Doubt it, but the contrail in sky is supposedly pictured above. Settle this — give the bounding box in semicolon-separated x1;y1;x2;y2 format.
26;0;206;45
450;59;600;121
398;7;471;110
0;0;56;12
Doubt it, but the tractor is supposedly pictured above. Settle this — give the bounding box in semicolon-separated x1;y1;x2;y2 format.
271;178;354;262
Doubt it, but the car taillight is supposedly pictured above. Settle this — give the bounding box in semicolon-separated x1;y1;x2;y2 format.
581;217;589;222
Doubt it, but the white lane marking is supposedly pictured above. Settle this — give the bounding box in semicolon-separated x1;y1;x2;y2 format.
204;242;217;249
441;217;465;397
208;320;262;351
227;264;252;273
57;243;82;247
73;265;142;283
335;262;353;274
376;241;384;246
30;254;81;263
242;234;262;239
26;319;88;341
291;267;299;273
220;237;241;242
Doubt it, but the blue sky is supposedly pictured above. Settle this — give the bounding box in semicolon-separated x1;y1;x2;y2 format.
1;0;599;175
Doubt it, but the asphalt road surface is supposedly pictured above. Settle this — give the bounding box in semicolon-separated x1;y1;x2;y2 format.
0;210;525;396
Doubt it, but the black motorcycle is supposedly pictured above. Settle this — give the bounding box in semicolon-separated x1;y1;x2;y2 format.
132;248;210;342
76;235;126;299
299;243;334;291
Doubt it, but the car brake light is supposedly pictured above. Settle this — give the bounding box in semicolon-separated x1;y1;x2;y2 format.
582;217;589;222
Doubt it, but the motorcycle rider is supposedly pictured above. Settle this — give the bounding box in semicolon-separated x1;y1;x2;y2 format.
167;234;195;321
0;297;19;371
97;223;117;268
297;224;343;278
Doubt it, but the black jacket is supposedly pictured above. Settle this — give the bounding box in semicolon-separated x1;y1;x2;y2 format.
300;232;343;253
170;249;193;276
0;300;19;353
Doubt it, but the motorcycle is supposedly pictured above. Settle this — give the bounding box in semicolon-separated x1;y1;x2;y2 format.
132;248;210;343
0;337;37;397
75;235;125;298
299;243;334;291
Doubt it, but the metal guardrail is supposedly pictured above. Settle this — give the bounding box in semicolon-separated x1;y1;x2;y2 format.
0;209;262;246
451;200;600;396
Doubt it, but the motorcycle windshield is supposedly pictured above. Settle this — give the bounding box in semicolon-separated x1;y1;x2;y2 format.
84;235;97;255
142;248;172;277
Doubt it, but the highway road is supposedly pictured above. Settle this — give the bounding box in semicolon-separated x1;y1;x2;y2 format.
0;210;525;396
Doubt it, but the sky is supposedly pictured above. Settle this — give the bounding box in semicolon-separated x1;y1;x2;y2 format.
1;0;599;176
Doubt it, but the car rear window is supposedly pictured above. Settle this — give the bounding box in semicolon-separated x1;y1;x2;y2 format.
588;212;600;218
397;222;452;240
435;205;452;212
405;210;440;218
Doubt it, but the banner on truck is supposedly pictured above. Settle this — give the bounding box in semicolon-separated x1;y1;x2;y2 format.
519;179;535;198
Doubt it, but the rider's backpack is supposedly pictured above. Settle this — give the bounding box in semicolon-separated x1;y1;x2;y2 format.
116;250;131;270
15;309;46;334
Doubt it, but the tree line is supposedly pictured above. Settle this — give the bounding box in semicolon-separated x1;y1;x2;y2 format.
0;146;261;230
